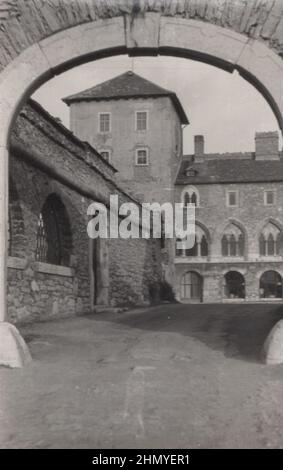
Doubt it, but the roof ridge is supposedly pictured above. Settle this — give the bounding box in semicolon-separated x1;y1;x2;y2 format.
62;70;189;124
63;70;172;103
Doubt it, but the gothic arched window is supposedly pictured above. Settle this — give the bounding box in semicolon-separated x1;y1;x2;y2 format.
267;233;275;255
221;223;245;257
200;235;208;257
35;194;72;266
259;233;265;255
259;222;282;256
191;192;197;205
184;192;191;206
182;187;200;207
176;225;209;258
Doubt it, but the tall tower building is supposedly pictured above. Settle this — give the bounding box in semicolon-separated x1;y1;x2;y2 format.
63;71;189;204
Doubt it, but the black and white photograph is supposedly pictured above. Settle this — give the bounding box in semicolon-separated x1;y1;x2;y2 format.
1;0;283;455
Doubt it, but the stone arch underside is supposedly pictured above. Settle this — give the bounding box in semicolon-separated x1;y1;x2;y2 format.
2;0;283;324
1;1;283;142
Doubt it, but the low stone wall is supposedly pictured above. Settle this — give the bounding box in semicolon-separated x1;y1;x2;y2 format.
7;258;87;323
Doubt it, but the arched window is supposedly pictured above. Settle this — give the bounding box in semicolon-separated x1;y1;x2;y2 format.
181;271;203;301
181;186;199;207
260;271;282;299
221;223;245;257
259;233;265;255
267;233;275;255
176;225;209;258
35;194;72;266
229;234;237;256
184;192;191;206
224;271;245;299
259;222;282;256
191;192;197;205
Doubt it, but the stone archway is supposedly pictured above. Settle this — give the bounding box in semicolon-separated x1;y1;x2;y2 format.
2;1;283;365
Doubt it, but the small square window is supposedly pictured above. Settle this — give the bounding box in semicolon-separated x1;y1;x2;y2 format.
136;149;149;166
264;190;275;206
99;113;111;133
227;190;238;207
100;150;110;163
136;111;147;131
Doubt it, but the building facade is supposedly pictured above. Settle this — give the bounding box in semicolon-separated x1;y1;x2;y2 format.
8;100;163;323
64;71;189;284
175;133;283;303
64;71;283;304
63;71;188;205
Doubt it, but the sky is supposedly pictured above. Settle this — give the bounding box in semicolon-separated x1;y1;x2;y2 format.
33;55;280;154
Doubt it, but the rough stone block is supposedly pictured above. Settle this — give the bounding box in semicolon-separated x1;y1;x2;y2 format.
0;322;31;368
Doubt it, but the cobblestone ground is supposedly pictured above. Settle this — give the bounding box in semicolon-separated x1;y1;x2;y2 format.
1;303;283;449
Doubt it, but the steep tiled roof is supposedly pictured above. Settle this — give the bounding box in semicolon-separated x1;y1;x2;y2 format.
176;155;283;184
63;71;189;124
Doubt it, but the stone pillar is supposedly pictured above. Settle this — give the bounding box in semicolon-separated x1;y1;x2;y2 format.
0;146;8;321
0;146;31;367
202;271;221;303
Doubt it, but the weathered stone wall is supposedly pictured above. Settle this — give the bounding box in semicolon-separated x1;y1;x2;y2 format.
109;236;162;307
8;99;163;323
70;95;182;204
11;100;138;208
8;153;91;322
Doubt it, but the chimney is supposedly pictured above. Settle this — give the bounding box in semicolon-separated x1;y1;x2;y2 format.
194;135;204;162
255;131;279;160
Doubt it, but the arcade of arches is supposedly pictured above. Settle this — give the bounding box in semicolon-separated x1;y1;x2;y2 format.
179;269;283;302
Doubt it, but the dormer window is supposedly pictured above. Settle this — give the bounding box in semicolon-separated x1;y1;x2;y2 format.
186;166;197;177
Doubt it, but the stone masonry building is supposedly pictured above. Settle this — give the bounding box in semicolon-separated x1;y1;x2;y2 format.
175;133;283;303
64;71;283;304
8;99;162;323
63;71;189;285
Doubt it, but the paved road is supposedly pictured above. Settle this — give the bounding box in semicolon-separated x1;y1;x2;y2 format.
1;303;283;448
